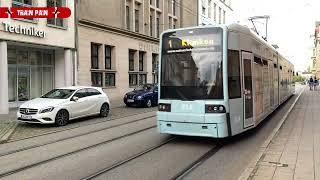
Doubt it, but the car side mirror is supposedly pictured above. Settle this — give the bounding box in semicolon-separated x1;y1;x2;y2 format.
71;96;79;102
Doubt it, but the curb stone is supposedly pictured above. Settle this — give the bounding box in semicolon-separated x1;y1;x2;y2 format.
238;86;305;180
0;122;18;144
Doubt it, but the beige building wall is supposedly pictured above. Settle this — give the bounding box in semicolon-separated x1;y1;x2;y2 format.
78;25;159;100
76;0;198;101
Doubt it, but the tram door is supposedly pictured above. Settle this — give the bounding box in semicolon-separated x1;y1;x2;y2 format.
241;52;254;128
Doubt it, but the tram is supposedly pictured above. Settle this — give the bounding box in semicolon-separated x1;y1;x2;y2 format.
157;24;295;138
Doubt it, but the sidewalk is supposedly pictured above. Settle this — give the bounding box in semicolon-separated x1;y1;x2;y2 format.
246;89;319;180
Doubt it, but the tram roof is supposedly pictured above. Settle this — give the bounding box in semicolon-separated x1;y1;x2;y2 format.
227;23;293;66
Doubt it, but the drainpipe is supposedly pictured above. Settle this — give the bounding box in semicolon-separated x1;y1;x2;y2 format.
73;0;80;86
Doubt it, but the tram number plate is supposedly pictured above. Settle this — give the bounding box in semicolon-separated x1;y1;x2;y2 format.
127;99;134;102
21;115;32;119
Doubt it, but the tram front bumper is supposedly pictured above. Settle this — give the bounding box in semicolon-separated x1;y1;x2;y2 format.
158;121;220;138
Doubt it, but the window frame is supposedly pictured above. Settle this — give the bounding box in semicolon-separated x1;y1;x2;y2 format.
105;73;116;87
126;5;130;30
129;50;135;71
105;45;112;70
135;9;139;32
91;72;103;87
139;51;144;71
91;43;100;69
129;73;138;86
47;0;65;28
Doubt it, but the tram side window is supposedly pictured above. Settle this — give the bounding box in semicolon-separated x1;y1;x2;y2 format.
228;50;241;99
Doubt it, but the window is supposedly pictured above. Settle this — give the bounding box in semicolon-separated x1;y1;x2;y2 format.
129;74;138;86
91;43;99;69
150;14;153;36
173;0;176;15
202;7;206;16
223;10;226;24
208;0;212;18
126;5;130;30
74;89;88;99
228;50;241;99
156;0;159;8
173;20;177;29
12;0;33;21
156;15;160;38
139;52;144;71
219;7;221;24
105;73;115;87
105;45;112;69
87;88;101;96
13;0;32;6
91;72;103;87
47;0;64;27
214;3;217;21
168;0;172;14
129;50;135;71
150;0;152;5
169;17;172;29
152;54;159;84
135;9;139;32
139;74;147;85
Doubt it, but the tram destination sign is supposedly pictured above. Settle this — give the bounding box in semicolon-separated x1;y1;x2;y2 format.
2;22;45;38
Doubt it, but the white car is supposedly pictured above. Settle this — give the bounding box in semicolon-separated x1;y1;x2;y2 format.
17;86;110;126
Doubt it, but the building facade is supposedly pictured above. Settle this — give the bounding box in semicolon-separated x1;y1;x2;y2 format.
198;0;232;25
76;0;198;101
312;21;320;77
0;0;76;119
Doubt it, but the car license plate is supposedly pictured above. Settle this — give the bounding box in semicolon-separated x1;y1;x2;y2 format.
21;115;32;119
127;99;134;102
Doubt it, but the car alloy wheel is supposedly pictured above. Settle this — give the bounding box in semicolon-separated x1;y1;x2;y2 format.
100;103;109;117
146;99;152;108
55;110;69;126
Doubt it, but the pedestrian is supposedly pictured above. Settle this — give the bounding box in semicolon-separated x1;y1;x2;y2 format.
315;77;318;90
309;76;314;90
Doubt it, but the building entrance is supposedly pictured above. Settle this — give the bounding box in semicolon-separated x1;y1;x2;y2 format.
8;46;54;107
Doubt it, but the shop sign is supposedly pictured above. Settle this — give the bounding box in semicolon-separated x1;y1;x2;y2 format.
3;22;46;38
139;42;159;53
0;7;71;19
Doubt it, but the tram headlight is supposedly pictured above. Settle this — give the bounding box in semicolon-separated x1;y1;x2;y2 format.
205;105;226;113
158;103;171;112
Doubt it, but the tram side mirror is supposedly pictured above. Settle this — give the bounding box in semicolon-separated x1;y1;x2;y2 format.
71;96;79;102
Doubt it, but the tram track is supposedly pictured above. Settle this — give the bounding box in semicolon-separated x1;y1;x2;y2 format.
81;137;178;180
0;115;156;158
171;143;223;180
81;138;223;180
0;125;158;179
9;109;156;143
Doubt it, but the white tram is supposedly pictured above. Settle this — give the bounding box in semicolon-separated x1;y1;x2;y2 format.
157;24;295;138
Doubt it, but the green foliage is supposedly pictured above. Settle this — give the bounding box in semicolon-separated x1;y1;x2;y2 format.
293;75;306;83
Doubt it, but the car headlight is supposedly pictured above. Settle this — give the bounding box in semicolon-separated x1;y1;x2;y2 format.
40;107;55;114
137;96;142;99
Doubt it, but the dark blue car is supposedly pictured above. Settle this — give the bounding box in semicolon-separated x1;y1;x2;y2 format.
123;84;158;107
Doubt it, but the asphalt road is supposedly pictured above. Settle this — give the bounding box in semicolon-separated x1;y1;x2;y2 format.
0;85;304;180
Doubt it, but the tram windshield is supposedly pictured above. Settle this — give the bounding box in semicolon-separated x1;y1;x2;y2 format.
160;27;223;100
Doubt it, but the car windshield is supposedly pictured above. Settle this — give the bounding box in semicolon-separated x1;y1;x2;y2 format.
41;89;75;99
134;85;153;91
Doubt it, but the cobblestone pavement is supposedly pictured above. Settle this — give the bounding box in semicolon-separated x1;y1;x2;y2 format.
9;105;157;141
248;89;320;180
